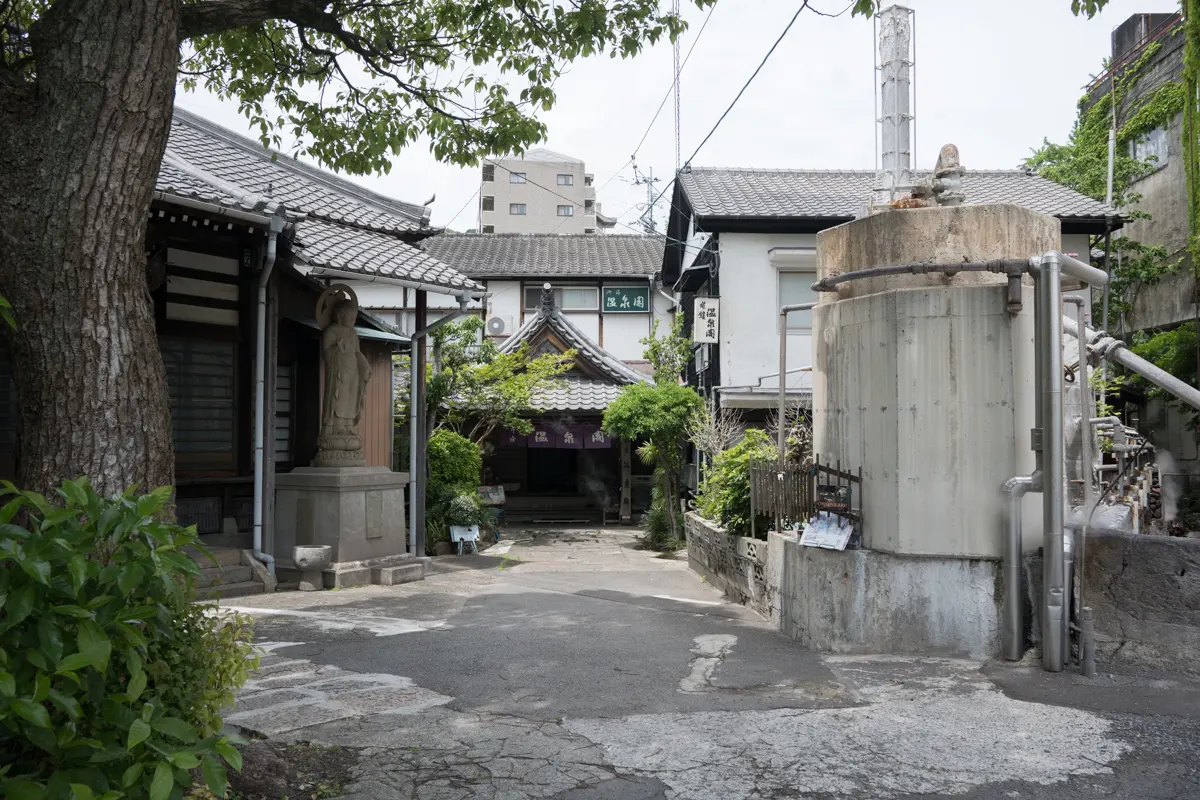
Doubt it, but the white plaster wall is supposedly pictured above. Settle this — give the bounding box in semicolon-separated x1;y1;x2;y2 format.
603;312;653;361
483;280;522;338
718;233;817;390
564;311;601;343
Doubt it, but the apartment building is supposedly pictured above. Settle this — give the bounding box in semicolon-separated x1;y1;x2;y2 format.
481;149;616;235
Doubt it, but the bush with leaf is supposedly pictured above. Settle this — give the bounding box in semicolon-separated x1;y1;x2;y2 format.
425;430;484;552
0;480;256;800
695;429;778;538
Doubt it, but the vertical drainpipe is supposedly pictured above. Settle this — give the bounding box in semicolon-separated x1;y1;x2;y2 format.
252;214;287;576
1038;252;1066;672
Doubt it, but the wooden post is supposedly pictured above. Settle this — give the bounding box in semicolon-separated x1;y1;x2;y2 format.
620;438;632;524
262;270;279;557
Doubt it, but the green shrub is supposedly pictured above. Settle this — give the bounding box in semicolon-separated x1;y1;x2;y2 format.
0;480;255;800
695;429;777;537
427;429;482;491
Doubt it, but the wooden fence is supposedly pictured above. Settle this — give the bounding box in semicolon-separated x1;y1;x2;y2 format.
749;455;862;538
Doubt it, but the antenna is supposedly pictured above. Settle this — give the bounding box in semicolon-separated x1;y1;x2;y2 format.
631;163;661;234
672;0;682;173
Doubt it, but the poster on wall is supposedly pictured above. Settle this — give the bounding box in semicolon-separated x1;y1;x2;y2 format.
693;297;719;344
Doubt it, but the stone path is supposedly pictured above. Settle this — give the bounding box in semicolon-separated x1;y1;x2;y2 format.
220;526;1200;799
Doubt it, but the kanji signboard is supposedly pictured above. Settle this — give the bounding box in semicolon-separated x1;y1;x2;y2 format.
603;286;650;313
693;297;720;344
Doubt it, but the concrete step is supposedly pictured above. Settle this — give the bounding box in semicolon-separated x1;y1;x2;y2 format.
197;564;253;588
199;580;264;600
372;562;425;586
186;546;242;568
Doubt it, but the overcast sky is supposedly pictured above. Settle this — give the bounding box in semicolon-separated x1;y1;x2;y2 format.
176;0;1171;233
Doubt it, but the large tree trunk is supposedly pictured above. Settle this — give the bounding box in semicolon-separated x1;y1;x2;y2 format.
0;0;179;495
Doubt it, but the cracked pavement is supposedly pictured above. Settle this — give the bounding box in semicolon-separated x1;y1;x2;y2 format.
220;527;1200;799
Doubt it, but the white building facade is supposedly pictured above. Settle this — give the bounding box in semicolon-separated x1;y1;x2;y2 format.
480;149;615;235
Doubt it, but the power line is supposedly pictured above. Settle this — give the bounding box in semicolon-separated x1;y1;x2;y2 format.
444;186;481;231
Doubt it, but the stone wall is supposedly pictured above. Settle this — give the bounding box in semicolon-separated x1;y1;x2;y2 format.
1083;532;1200;675
685;513;779;621
778;542;1002;660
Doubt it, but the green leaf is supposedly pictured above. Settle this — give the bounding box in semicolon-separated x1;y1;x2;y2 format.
77;619;111;672
56;652;93;674
47;688;82;719
169;751;200;769
153;716;198;743
2;585;35;629
121;763;144;789
0;671;13;696
141;701;155;722
11;698;51;728
37;617;63;664
127;718;151;749
70;785;94;800
31;672;50;703
53;605;93;619
201;755;227;797
2;779;46;800
116;564;142;595
67;557;88;593
216;739;243;772
149;761;173;800
126;669;147;702
20;558;51;586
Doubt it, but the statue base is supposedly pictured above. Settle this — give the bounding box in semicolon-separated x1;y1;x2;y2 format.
275;467;410;566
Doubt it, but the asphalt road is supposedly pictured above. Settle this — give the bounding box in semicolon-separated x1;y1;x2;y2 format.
219;527;1200;799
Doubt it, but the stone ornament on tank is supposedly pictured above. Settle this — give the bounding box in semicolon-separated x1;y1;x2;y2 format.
314;283;371;467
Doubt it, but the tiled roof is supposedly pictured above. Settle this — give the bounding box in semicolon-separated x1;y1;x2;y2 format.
423;234;665;278
153;107;481;295
293;219;481;292
168;107;432;236
532;376;626;412
678;168;1117;222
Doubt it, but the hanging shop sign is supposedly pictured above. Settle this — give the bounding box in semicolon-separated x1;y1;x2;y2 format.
499;425;613;449
603;286;650;313
693;297;720;344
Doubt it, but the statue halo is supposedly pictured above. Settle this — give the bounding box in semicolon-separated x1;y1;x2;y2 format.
315;283;360;330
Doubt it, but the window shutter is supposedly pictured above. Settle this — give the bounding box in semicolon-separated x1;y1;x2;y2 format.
161;338;236;454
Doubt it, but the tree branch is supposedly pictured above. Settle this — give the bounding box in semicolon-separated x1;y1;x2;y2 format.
180;0;335;41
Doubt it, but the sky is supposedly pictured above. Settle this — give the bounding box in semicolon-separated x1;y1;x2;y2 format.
175;0;1174;233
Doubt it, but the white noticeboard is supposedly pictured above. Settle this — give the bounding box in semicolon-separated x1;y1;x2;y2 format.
693;297;720;344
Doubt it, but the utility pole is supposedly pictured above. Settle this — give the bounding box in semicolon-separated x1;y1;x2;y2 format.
631;164;660;234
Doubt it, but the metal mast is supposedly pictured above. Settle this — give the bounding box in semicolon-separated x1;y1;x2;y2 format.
873;5;915;206
632;164;660;234
673;0;682;173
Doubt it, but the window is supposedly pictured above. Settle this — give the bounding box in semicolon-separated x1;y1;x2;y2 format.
482;195;494;211
482;164;495;182
523;285;600;311
557;205;574;217
1131;126;1168;167
510;203;527;216
160;337;236;456
584;228;596;234
275;364;293;463
584;174;594;186
779;272;817;330
584;199;594;212
557;173;574;186
482;225;495;234
509;172;527;184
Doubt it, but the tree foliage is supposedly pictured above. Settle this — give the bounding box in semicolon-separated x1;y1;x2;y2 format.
417;316;574;445
641;314;691;385
695;428;776;538
0;480;255;800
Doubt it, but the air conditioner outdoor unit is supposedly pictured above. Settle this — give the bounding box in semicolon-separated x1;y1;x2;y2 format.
486;316;513;336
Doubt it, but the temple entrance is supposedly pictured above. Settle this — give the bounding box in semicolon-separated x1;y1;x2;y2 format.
528;448;579;494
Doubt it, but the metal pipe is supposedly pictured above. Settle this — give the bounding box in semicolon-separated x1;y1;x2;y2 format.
407;297;472;554
1065;297;1093;630
777;302;817;535
1052;252;1111;288
1033;276;1045;486
812;258;1029;293
1063;315;1200;412
252;214;287;576
1038;252;1066;672
1002;475;1033;661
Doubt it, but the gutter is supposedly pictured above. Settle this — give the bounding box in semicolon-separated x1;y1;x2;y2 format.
252;213;288;576
152;193;276;226
305;266;485;300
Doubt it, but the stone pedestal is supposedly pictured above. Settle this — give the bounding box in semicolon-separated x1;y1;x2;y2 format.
275;467;410;586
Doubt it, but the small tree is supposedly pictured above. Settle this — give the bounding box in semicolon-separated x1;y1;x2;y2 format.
685;404;742;483
402;317;574;445
603;382;701;545
642;314;692;385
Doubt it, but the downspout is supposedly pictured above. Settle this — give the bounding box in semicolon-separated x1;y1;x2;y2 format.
408;294;476;555
1038;251;1067;672
1002;476;1033;661
777;302;817;535
253;214;287;576
1065;295;1097;677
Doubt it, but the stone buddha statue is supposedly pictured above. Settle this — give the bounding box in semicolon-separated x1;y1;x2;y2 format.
313;284;371;467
